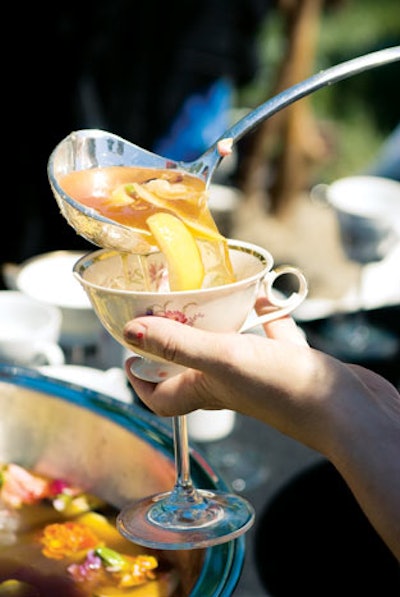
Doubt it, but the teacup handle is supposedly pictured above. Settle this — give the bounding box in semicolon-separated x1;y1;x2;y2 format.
240;265;308;332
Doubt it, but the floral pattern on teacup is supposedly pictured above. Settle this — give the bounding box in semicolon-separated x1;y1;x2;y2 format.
145;301;204;326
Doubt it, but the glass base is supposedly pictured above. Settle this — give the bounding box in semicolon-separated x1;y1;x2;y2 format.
117;489;255;550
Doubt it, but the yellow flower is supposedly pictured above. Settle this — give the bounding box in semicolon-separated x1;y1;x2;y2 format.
40;521;102;560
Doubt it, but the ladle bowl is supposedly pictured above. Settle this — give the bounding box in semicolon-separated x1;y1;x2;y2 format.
48;45;400;253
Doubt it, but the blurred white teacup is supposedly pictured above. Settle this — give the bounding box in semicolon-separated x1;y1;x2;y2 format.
312;175;400;263
0;291;65;366
6;251;102;349
73;239;308;382
187;409;236;443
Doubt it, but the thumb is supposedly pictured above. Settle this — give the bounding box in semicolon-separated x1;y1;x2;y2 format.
255;296;309;346
123;316;225;370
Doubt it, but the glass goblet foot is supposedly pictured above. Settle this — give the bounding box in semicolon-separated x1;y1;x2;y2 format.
117;485;255;550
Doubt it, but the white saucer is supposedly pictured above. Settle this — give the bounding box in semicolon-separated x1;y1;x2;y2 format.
38;365;132;403
295;242;400;322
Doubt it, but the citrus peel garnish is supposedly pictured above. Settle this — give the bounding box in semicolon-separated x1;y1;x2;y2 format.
130;181;224;243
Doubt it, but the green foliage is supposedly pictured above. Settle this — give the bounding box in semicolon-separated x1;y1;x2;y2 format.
238;0;400;182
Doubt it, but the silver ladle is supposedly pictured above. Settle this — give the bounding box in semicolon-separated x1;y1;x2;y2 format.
48;45;400;253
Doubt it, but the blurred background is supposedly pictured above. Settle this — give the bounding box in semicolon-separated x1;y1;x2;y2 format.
3;0;399;280
239;0;399;182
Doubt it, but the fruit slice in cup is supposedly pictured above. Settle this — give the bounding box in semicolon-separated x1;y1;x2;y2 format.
146;212;205;291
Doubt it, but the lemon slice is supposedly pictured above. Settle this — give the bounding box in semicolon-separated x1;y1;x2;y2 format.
147;213;205;291
0;580;39;596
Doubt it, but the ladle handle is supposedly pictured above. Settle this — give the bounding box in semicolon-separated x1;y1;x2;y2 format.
191;46;400;180
225;46;400;144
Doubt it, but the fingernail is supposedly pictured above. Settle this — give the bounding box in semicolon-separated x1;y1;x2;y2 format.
124;322;146;344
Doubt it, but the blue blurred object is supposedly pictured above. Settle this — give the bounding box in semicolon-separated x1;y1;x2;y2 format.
153;78;234;162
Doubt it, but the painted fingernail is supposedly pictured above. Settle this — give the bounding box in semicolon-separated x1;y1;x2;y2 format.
124;323;146;344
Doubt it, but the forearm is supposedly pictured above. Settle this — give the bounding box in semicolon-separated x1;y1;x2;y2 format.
248;351;400;560
317;364;400;560
334;443;400;561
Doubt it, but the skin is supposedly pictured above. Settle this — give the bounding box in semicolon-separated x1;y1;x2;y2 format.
123;296;400;561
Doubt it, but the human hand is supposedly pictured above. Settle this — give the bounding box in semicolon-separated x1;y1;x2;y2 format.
123;296;355;452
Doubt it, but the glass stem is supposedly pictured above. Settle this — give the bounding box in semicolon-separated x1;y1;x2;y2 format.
173;415;192;489
170;415;207;508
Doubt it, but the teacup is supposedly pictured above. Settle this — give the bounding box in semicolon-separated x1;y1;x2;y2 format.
0;291;65;366
73;239;308;382
11;250;103;349
312;176;400;263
